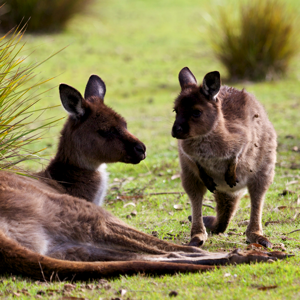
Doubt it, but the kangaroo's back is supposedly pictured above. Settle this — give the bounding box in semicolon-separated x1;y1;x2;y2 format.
220;86;274;131
219;85;276;161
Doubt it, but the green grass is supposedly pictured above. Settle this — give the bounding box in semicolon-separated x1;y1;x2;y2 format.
1;0;300;299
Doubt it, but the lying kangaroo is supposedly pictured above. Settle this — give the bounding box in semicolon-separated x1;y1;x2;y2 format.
172;67;277;248
0;74;282;281
38;75;147;206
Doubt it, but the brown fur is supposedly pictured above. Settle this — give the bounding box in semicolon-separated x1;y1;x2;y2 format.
172;68;277;248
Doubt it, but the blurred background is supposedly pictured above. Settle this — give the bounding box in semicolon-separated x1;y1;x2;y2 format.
1;2;300;295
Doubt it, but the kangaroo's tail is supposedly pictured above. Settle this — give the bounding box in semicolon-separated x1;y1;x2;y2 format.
0;232;214;281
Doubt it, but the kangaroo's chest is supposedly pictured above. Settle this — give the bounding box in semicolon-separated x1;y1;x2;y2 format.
202;157;248;192
191;154;248;193
181;138;249;192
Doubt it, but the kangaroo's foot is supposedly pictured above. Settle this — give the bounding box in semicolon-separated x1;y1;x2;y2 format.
188;231;208;247
246;232;273;249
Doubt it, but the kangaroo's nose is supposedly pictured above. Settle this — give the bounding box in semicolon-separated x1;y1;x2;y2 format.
172;124;183;137
134;143;146;155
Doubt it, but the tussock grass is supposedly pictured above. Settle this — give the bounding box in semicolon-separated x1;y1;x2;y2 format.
0;0;93;32
0;27;60;171
210;0;298;81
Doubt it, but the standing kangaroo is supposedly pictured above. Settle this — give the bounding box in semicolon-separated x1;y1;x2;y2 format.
172;67;277;249
0;75;282;281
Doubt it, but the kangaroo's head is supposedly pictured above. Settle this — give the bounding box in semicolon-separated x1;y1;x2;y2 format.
172;67;221;140
58;75;146;170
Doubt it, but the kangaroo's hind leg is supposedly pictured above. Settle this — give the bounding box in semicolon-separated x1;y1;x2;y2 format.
47;242;146;261
203;190;243;234
46;241;239;266
99;220;208;255
246;167;274;248
45;239;280;268
48;197;205;257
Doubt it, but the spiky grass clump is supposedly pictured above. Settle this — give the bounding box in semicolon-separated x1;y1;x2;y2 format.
0;28;59;171
210;0;298;81
0;0;93;33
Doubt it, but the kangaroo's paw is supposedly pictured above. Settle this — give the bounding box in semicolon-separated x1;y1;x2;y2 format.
225;169;238;188
205;177;217;193
188;232;208;247
196;163;217;193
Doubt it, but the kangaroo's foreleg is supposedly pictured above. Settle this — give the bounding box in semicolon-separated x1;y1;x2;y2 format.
180;161;209;247
196;162;217;193
225;158;239;188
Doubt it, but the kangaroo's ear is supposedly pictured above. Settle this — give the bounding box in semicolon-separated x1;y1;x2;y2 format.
179;67;197;89
59;84;85;117
201;71;221;100
84;75;106;101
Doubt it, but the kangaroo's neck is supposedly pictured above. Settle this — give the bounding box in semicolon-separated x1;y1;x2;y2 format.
39;120;108;205
41;159;108;206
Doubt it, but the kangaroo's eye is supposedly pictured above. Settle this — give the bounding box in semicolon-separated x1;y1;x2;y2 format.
97;128;118;138
192;110;202;118
97;129;110;138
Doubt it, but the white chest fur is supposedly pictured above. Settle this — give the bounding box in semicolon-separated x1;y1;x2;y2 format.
92;164;108;206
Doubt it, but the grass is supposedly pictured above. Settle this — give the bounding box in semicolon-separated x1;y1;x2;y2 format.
1;0;300;299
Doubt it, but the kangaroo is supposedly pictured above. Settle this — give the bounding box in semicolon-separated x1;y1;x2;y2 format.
37;75;147;206
172;67;277;249
0;74;282;281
